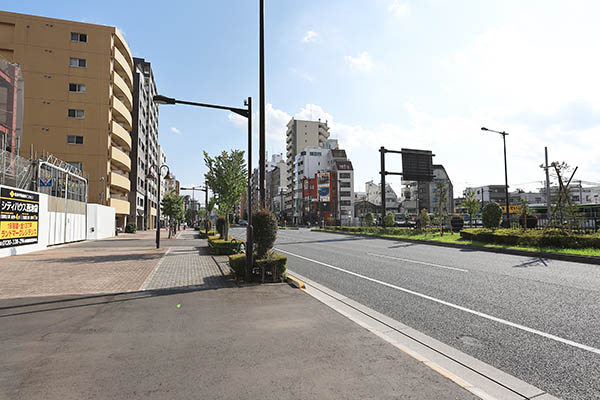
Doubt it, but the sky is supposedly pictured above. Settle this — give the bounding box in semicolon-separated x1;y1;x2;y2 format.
6;0;600;199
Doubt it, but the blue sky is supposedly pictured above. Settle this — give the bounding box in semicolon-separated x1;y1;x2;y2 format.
6;1;600;196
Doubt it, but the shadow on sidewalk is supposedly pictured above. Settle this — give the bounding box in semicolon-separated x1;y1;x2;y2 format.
40;253;164;264
0;281;236;318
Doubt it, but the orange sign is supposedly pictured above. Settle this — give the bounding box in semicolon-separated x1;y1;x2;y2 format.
0;221;38;239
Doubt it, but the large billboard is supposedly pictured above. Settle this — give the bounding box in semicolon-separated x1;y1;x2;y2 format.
0;187;39;248
401;149;434;182
317;172;330;201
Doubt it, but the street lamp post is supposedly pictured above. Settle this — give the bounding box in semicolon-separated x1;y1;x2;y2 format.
481;127;510;226
156;164;172;249
154;94;253;281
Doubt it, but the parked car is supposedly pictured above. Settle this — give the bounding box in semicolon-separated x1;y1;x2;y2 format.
239;220;248;226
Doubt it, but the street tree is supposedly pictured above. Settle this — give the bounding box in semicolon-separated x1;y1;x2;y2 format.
204;150;247;240
462;189;481;228
161;191;184;238
364;212;374;227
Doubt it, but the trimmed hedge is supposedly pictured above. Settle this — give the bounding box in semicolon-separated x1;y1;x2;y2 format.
199;230;216;239
320;226;440;236
208;237;244;255
460;228;600;249
228;252;287;282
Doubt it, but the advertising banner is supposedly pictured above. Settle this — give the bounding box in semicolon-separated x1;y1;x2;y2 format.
317;172;330;187
0;187;39;248
318;187;330;202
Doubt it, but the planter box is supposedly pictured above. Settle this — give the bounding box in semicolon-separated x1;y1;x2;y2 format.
228;253;287;282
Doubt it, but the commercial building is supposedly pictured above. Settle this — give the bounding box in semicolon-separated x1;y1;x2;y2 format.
0;57;23;154
402;165;454;214
464;185;507;206
365;180;399;211
301;171;337;224
0;11;135;228
266;153;287;221
285;118;329;215
129;57;159;230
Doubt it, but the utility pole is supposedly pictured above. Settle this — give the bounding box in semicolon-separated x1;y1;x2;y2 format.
544;147;551;218
259;0;266;207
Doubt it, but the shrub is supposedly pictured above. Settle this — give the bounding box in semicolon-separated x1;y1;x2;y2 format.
418;209;430;230
208;237;243;255
384;212;395;227
216;216;227;238
450;215;464;231
519;215;538;229
125;222;137;233
364;212;374;227
252;209;278;259
254;252;287;282
482;202;503;230
460;228;600;249
228;253;246;278
199;230;216;239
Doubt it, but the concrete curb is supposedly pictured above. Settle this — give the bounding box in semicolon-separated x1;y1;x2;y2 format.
286;275;305;289
290;270;560;400
313;229;600;266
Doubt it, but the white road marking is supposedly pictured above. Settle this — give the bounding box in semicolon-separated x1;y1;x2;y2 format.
275;247;600;356
367;252;469;273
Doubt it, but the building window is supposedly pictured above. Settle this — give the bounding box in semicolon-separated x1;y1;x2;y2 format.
69;57;87;68
339;173;351;179
68;109;85;118
340;191;351;197
340;200;351;206
71;32;87;42
340;182;351;188
68;83;86;93
67;135;84;144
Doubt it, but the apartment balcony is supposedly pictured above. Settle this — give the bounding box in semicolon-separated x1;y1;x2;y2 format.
109;197;130;215
113;45;133;90
110;171;130;193
112;73;133;111
112;96;132;130
111;146;131;172
111;121;132;151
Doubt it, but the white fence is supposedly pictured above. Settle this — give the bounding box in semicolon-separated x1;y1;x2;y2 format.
0;184;115;258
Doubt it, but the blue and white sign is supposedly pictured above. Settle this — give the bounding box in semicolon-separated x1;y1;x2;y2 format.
39;178;53;187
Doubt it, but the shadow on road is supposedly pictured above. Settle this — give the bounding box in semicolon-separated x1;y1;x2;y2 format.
388;242;418;249
276;236;376;246
512;258;549;268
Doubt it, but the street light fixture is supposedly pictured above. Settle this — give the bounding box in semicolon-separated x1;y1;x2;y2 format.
154;94;254;281
155;164;172;249
481;127;510;226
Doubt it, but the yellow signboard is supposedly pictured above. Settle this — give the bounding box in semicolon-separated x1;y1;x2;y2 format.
0;187;39;247
501;205;522;214
0;221;38;239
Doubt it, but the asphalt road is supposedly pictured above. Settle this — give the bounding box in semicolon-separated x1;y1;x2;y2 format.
232;227;600;400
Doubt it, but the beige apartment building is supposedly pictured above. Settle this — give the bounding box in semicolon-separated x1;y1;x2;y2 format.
0;11;134;228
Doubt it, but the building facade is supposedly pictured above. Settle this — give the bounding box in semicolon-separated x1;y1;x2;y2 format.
0;11;135;228
0;57;23;154
129;57;159;230
285;118;329;216
402;165;454;215
365;180;399;211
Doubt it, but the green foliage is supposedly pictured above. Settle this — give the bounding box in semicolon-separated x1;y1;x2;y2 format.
204;150;247;216
460;228;600;249
228;253;246;278
199;229;215;239
450;215;464;231
216;215;227;239
208;237;243;255
462;190;481;228
364;212;374;227
185;208;195;227
161;191;184;225
482;202;503;230
384;212;395;227
228;252;287;282
125;222;137;233
418;208;430;230
252;209;278;259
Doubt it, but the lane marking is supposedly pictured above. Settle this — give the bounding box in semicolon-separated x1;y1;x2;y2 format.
275;248;600;356
367;252;469;273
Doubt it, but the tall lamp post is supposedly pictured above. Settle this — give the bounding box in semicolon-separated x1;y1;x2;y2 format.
156;164;172;249
481;127;510;226
154;94;254;281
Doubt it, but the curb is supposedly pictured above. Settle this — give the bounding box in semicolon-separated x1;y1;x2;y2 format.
291;270;560;400
286;275;305;289
313;229;600;266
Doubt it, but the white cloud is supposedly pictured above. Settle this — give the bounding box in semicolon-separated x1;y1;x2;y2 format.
289;68;314;82
344;52;377;72
302;30;318;43
170;127;181;135
388;1;410;18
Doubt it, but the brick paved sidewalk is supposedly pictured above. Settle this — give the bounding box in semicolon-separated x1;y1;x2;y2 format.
0;229;228;299
142;230;233;290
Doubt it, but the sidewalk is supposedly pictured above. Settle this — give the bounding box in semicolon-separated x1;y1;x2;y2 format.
1;283;477;399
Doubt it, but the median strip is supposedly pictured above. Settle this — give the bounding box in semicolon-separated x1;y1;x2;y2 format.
276;247;600;356
367;252;469;272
